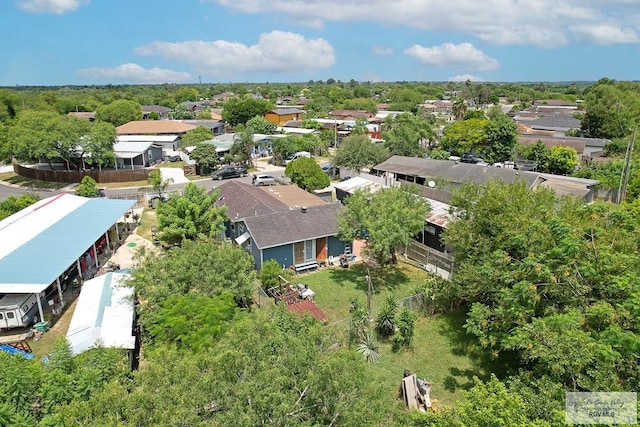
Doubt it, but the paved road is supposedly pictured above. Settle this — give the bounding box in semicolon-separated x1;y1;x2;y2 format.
0;168;288;201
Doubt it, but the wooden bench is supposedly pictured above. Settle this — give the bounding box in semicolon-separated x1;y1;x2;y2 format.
294;261;319;273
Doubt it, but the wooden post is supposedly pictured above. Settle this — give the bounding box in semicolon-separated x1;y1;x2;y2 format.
36;293;44;325
56;277;64;308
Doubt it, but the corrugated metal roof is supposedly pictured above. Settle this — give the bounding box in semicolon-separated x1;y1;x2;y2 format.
66;272;135;355
0;194;135;293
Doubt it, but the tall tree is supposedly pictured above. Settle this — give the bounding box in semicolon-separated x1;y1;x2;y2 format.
7;111;86;170
482;113;518;163
189;143;219;174
547;145;578;175
95;99;143;127
333;134;390;173
221;97;274;126
80;121;116;169
245;115;277;134
181;126;213;146
440;118;488;156
338;186;430;265
284;157;330;191
156;184;227;244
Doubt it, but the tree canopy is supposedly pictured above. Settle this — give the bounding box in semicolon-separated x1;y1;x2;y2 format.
333;134;390;173
156;183;227;244
284;157;330;191
75;176;99;197
0;192;39;220
221;97;274;126
95;99;142;127
440;180;640;396
338;185;430;266
181;126;214;146
189;143;219;174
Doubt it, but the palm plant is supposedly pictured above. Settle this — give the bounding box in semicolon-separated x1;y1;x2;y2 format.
357;331;381;363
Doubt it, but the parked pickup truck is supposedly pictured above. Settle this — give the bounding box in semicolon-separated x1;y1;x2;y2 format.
211;166;247;180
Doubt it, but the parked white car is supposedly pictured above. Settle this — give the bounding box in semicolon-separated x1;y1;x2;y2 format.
252;174;276;186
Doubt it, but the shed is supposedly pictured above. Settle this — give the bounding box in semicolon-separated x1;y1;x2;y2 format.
66;272;135;355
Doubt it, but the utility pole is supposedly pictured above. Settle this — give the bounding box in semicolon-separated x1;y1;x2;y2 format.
618;123;637;203
366;268;373;317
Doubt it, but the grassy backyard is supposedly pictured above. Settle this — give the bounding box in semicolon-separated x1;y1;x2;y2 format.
296;261;491;406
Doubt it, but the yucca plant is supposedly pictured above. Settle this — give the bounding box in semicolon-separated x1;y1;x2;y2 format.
375;294;398;338
357;331;381;363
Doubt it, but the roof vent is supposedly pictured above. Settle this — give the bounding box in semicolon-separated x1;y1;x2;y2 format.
301;206;307;214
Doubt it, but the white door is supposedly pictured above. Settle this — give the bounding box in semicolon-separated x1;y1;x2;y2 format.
0;312;7;329
304;240;316;262
3;310;20;328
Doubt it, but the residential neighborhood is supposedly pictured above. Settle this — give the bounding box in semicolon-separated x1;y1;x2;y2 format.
0;77;639;426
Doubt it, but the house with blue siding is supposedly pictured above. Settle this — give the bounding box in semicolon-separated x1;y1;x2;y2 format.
214;181;350;270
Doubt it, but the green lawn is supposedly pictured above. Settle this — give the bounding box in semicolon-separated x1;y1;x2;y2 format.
136;208;157;241
2;174;69;189
301;262;425;321
296;261;491;406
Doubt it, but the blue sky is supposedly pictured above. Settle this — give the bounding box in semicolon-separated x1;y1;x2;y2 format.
1;0;640;86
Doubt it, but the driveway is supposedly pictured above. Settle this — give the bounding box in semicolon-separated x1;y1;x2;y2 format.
159;167;189;184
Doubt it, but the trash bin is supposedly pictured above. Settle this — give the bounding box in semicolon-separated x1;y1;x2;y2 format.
34;321;49;333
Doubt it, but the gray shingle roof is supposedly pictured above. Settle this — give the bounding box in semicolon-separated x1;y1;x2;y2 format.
214;181;288;221
244;203;342;249
373;156;541;188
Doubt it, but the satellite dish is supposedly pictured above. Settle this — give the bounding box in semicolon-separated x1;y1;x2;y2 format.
427;181;436;188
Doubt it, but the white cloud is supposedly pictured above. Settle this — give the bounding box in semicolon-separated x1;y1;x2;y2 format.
570;24;639;45
209;0;640;48
404;42;499;71
16;0;87;14
134;31;335;76
448;74;485;82
76;63;192;84
373;45;393;55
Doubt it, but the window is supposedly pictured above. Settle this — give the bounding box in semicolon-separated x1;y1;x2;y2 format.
0;313;3;320
6;312;14;319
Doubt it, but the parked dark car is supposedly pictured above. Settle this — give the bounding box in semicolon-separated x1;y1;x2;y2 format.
460;153;480;164
211;166;247;180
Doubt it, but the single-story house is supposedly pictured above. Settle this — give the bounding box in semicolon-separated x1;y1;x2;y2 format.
113;140;163;169
265;108;304;125
214;181;349;270
372;156;599;202
328;110;375;120
142;105;173;120
116;120;197;137
117;134;182;153
333;175;455;274
183;119;224;135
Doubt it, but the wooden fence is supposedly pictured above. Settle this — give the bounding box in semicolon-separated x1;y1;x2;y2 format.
404;241;454;276
13;164;150;184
